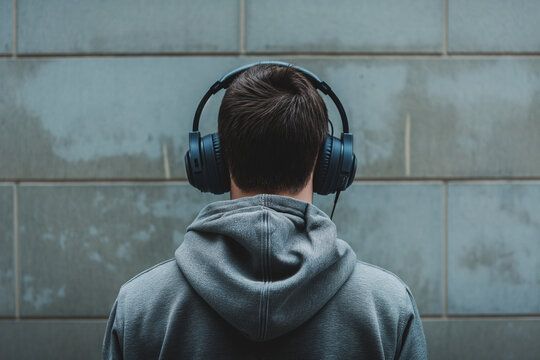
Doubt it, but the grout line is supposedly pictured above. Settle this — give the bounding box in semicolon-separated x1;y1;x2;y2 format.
12;0;16;58
0;318;109;322
445;314;540;319
13;183;19;319
15;180;192;186
6;178;540;184
445;52;540;57
9;52;540;59
421;315;540;321
239;0;246;54
405;113;411;176
442;0;448;56
442;182;448;318
353;178;540;183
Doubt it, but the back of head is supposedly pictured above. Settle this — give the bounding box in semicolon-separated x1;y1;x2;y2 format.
218;64;329;195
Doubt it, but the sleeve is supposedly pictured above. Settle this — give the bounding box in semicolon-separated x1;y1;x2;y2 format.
102;299;124;360
395;288;429;360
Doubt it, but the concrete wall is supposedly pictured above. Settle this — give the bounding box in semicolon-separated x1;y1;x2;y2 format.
1;1;539;358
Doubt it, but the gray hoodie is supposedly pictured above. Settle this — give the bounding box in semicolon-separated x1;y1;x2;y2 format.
102;193;428;359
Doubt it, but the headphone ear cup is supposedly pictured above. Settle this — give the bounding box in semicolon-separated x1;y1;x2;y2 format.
347;154;357;188
185;151;195;186
314;135;340;195
185;131;204;191
313;134;357;195
184;132;230;194
338;133;356;191
210;133;230;194
198;133;229;194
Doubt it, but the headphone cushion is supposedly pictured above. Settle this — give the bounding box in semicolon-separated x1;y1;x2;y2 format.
313;135;334;194
198;133;225;194
185;131;204;192
212;133;223;166
211;133;230;193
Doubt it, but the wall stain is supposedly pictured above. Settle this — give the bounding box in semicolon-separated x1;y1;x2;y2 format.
0;59;182;179
460;240;524;284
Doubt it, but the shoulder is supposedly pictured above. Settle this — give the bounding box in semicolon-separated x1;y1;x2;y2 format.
108;259;194;357
121;258;179;289
116;258;189;308
345;263;428;359
352;260;414;296
338;260;418;319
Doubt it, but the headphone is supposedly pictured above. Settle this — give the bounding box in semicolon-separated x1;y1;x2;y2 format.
185;61;357;217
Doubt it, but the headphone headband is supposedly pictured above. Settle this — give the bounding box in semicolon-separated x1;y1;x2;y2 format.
219;61;323;89
192;61;349;133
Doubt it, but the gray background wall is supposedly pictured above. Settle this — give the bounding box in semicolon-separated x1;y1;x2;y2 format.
1;0;539;359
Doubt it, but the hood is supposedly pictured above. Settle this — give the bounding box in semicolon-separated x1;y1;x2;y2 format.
175;193;357;342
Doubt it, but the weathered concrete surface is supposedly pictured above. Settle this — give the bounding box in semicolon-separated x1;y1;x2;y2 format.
17;0;239;53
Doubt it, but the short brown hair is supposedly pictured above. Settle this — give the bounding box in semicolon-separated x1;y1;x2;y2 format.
218;64;328;194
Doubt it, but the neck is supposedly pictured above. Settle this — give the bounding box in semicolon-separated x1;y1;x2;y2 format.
230;176;314;204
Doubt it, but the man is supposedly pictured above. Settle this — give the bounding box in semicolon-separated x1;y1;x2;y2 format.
102;64;428;359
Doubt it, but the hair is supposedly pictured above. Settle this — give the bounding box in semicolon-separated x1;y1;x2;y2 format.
218;64;329;194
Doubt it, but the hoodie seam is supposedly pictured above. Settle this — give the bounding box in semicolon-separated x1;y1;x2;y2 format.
120;258;175;289
264;197;271;340
356;260;412;293
258;204;264;341
257;195;265;341
257;194;271;341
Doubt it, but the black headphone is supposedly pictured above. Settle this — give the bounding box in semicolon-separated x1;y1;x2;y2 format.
185;61;357;216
